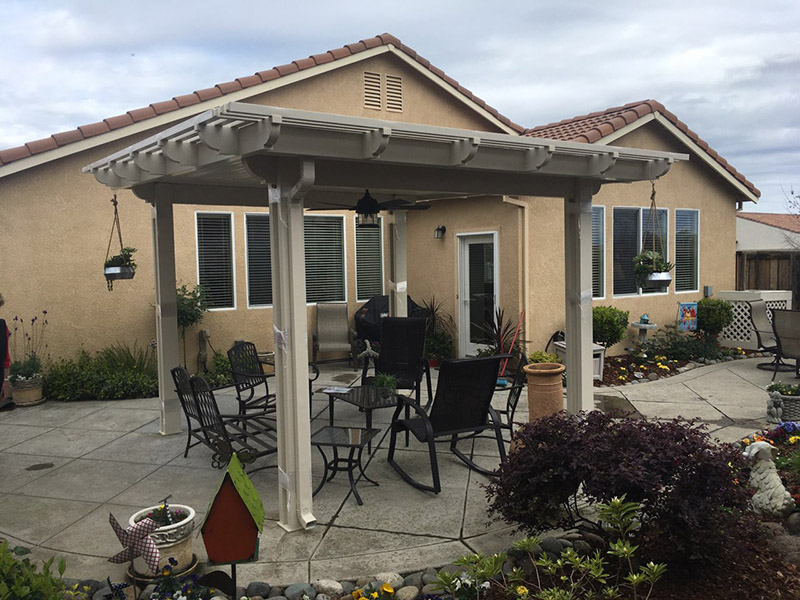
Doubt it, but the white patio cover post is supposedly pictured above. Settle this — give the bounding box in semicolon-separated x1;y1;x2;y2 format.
267;161;317;531
152;184;182;434
563;181;596;413
388;211;408;317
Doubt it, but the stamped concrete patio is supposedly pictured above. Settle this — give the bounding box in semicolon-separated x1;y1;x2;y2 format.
0;357;777;584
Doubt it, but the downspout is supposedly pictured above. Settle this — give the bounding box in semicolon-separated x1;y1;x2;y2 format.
502;196;530;345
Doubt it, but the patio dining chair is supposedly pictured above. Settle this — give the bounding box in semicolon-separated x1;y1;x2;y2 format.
749;300;793;373
387;354;508;494
227;341;276;416
495;353;529;439
361;317;432;409
312;302;355;365
170;366;208;458
771;309;800;381
189;375;278;472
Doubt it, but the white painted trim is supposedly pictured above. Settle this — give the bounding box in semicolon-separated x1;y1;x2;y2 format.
244;211;275;309
2;43;517;179
354;215;385;302
194;210;236;311
456;231;499;356
673;208;701;294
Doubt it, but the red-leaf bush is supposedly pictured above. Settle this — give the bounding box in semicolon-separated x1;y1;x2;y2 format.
486;411;752;566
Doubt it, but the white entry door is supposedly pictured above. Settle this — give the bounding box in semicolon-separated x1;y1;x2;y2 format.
458;233;498;356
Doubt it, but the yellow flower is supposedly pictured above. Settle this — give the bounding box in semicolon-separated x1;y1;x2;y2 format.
517;585;530;597
352;590;362;599
371;592;379;599
790;436;800;445
380;583;394;595
741;438;751;445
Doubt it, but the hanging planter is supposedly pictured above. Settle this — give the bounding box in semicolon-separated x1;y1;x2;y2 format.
103;194;137;290
632;181;674;292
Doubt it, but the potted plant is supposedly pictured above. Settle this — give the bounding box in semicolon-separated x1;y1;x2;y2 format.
767;382;800;423
128;500;196;579
421;297;456;367
633;250;674;291
9;312;48;406
372;372;398;400
104;246;137;290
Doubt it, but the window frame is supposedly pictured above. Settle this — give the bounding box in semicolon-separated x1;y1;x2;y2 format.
195;210;236;311
244;212;272;309
591;205;606;300
673;208;700;294
611;206;670;298
303;213;347;305
354;215;385;302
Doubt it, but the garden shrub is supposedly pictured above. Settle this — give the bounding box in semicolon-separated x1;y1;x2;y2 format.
204;351;233;388
640;323;730;361
44;344;158;401
697;298;733;337
0;540;69;600
487;411;751;566
592;306;629;348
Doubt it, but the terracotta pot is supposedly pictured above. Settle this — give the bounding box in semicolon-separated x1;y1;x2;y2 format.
10;377;44;406
129;504;196;577
522;363;566;421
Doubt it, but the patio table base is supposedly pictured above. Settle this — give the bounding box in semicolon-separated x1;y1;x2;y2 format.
311;426;379;505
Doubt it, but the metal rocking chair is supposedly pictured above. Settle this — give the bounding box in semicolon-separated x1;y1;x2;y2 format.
387;354;508;494
170;366;207;458
771;309;800;381
227;341;276;416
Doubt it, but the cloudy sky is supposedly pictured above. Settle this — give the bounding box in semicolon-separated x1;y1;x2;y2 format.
1;0;797;212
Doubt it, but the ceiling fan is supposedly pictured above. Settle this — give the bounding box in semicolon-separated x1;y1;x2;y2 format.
320;189;430;227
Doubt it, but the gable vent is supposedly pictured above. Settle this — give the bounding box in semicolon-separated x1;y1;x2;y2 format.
385;75;403;113
363;71;382;110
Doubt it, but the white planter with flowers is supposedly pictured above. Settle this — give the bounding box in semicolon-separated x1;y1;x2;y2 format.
129;503;196;578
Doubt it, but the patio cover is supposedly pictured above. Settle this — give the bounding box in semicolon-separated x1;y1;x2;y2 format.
84;102;687;531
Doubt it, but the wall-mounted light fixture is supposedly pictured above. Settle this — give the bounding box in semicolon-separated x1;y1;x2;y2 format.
355;189;380;228
434;225;447;240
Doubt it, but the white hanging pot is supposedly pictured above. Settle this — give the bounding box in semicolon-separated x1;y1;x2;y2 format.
642;271;672;290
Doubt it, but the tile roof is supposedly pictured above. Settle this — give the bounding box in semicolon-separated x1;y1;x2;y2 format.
524;99;760;199
738;212;800;235
0;33;523;168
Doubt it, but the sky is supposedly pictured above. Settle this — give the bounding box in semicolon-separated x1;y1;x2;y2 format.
1;0;798;213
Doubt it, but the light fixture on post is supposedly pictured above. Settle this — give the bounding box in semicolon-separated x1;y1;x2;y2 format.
434;225;447;240
355;189;380;228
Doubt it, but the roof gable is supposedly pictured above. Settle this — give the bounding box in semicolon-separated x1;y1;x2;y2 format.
0;33;522;176
524;100;760;202
738;212;800;235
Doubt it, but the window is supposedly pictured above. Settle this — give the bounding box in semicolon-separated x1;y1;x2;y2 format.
196;212;234;309
245;214;272;306
304;215;345;302
592;206;605;298
675;210;699;292
612;207;668;296
355;217;384;301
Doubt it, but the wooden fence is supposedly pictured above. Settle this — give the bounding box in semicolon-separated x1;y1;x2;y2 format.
736;251;800;309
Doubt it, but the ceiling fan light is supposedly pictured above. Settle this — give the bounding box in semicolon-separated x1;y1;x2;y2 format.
356;212;380;228
355;189;380;228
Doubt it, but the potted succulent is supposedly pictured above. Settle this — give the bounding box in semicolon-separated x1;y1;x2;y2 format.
128;499;196;579
9;312;48;406
633;251;674;291
372;372;398;400
104;246;137;290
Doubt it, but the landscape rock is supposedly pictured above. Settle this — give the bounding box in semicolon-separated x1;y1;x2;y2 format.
539;537;563;556
647;372;660;381
248;582;272;598
421;583;443;595
788;512;800;535
313;580;343;596
421;571;438;585
316;594;331;600
403;572;424;588
285;583;316;600
267;587;285;598
395;585;420;600
356;576;372;588
373;572;404;589
341;581;355;595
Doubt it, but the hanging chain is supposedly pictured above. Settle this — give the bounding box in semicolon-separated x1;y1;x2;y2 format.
643;180;664;258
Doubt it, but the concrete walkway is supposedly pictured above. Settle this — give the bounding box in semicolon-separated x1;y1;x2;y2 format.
0;357;777;584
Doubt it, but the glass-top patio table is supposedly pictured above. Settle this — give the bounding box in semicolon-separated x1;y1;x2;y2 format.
324;386;399;452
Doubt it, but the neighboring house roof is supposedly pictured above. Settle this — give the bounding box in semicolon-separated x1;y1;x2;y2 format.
0;33;522;174
738;212;800;235
524;99;760;202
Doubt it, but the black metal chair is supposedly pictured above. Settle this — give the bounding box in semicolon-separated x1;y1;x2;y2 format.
771;309;800;381
227;341;276;416
387;355;508;494
171;366;208;458
189;375;278;472
361;317;432;409
749;300;794;373
495;354;528;439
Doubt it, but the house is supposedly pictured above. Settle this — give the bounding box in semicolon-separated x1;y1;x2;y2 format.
0;33;759;369
736;213;800;308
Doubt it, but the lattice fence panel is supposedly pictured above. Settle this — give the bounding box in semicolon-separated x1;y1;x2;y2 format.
720;299;790;349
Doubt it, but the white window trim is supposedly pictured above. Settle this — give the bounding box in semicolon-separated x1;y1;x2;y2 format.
304;213;347;306
592;205;606;301
244;211;272;309
354;215;385;302
611;205;670;299
195;210;236;311
673;208;701;295
456;230;500;357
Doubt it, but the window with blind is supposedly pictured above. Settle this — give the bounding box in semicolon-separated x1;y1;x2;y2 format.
612;207;668;296
355;217;383;301
640;208;668;296
196;212;234;309
304;215;345;302
245;214;272;306
675;210;699;292
592;206;605;298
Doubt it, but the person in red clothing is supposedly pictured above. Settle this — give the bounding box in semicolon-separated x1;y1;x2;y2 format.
0;293;11;407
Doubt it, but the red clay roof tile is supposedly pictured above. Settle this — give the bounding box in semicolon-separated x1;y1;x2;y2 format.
739;212;800;235
524;99;759;198
25;137;58;154
0;32;523;169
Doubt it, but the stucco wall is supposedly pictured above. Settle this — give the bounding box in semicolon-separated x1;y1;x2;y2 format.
0;51;506;368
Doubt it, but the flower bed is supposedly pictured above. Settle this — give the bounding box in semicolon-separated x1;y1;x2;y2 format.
741;421;800;506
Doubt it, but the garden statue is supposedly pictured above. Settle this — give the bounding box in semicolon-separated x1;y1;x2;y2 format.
743;440;795;518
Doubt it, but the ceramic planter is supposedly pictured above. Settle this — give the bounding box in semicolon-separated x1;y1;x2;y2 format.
768;392;800;423
129;504;196;578
522;362;566;421
10;377;44;406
